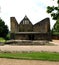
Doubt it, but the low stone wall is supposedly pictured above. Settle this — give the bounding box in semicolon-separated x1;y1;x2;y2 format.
5;40;49;45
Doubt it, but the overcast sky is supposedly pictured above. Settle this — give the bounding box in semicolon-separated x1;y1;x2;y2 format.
0;0;57;30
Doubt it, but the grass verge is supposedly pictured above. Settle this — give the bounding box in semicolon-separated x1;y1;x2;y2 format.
0;37;5;42
0;52;59;61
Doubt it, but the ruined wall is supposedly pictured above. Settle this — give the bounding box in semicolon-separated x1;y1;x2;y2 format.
10;17;50;33
34;33;51;40
14;34;29;40
19;24;33;32
14;33;51;41
33;18;50;33
10;16;51;41
10;17;19;33
19;16;33;32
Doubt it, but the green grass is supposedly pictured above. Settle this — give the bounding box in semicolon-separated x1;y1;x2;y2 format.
0;52;59;61
0;37;5;42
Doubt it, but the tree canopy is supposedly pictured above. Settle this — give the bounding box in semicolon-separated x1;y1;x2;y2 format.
47;0;59;20
0;18;9;39
47;0;59;34
52;18;59;34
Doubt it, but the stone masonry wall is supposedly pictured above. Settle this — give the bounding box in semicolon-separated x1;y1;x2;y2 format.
10;16;51;40
33;18;50;32
10;17;19;33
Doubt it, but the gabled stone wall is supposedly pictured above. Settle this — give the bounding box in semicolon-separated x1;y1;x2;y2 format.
33;18;50;32
19;16;33;32
19;24;33;32
10;17;50;33
10;16;51;40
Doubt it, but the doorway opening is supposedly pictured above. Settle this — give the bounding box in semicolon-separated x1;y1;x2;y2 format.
28;34;34;40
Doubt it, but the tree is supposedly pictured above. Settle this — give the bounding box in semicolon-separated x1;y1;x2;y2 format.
0;18;9;39
47;0;59;20
52;19;59;34
47;0;59;34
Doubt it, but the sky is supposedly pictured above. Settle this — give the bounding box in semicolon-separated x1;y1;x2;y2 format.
0;0;57;30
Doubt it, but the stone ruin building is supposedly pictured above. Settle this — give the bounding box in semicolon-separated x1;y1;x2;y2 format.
10;15;51;41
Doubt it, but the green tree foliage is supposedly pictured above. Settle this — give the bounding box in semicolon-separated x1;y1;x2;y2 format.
52;19;59;34
47;0;59;20
47;0;59;34
0;18;9;39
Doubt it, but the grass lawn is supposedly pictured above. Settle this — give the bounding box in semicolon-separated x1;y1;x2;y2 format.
0;52;59;61
0;37;5;42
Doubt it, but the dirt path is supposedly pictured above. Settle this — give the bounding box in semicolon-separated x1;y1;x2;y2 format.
52;40;59;45
0;45;59;52
0;58;59;65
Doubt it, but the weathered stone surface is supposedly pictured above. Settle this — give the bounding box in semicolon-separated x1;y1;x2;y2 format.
10;16;51;41
33;18;50;32
5;40;49;45
10;17;19;32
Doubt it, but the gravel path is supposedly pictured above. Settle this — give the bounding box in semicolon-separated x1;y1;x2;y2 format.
0;45;59;52
0;58;59;65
